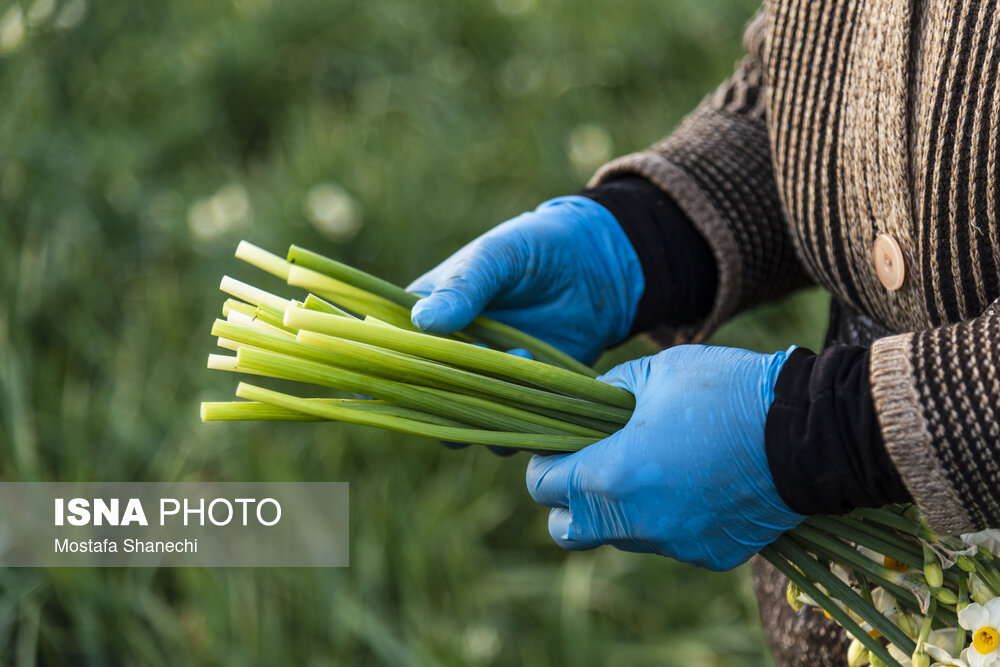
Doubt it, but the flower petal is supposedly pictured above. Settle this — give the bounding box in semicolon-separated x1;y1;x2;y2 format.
961;603;990;631
889;643;913;666
963;530;1000;556
873;587;898;615
986;597;1000;627
926;643;957;662
968;647;987;667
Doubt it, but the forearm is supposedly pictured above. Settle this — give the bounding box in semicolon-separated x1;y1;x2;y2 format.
577;176;717;335
765;346;911;515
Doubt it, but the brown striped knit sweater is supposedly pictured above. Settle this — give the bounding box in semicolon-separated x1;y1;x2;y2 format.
591;1;1000;537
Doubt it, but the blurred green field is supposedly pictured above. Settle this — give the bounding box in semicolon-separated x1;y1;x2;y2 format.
0;0;830;664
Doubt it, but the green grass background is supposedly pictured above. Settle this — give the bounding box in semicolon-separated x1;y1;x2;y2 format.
0;0;830;664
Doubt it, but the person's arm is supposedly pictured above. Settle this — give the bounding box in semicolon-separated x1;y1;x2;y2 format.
588;9;812;346
577;176;717;335
765;299;1000;535
866;300;1000;534
765;346;912;515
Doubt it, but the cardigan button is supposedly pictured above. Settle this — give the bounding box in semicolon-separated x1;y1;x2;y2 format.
873;234;905;291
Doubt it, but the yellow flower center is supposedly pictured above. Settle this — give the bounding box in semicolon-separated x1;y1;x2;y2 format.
974;626;999;654
883;556;908;572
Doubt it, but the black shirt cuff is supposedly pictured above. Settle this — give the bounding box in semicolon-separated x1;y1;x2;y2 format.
765;346;911;515
577;176;717;334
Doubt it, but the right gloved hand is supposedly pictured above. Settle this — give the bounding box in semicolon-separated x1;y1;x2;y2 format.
407;195;644;365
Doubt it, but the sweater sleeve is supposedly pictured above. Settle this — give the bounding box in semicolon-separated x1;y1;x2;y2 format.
869;298;1000;534
589;8;812;346
765;346;911;515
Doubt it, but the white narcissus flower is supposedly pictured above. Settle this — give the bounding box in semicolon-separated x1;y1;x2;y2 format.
958;599;1000;667
888;630;966;667
925;643;971;667
962;531;1000;557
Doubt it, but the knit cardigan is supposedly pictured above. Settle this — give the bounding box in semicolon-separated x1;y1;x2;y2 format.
590;0;1000;536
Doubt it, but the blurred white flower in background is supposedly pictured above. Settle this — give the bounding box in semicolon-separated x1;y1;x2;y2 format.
567;123;612;176
187;183;251;242
304;183;362;242
462;624;500;662
27;0;56;26
493;0;535;16
54;0;86;30
0;7;25;55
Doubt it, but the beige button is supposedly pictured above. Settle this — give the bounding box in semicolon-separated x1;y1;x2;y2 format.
873;234;905;291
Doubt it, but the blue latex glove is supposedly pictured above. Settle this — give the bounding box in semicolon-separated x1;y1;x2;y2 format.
525;344;806;571
407;196;644;365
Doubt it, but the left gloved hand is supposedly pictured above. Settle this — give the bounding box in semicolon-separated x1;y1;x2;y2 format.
525;344;805;571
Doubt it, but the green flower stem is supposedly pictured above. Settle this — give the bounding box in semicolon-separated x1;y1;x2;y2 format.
286;244;598;377
220;275;289;312
235;383;593;452
790;526;914;590
771;536;917;657
214;320;455;391
412;385;606;439
287;244;411;307
484;400;621;435
222;299;256;319
287;266;423;332
973;561;1000;596
461;318;598;378
201;399;468;426
251;302;299;334
235;346;599;438
760;544;905;667
235;241;291;280
807;516;925;573
956;577;968;656
915;597;936;654
283;308;635;410
215;320;619;435
303;293;354;317
837;516;927;562
852;508;922;536
295;330;628;425
208;354;271;377
834;516;963;588
787;528;945;625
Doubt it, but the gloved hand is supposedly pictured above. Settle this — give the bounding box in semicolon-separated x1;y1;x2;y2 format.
407;196;644;365
525;344;806;571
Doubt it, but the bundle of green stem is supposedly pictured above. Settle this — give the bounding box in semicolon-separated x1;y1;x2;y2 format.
762;507;1000;667
202;241;635;451
203;242;999;667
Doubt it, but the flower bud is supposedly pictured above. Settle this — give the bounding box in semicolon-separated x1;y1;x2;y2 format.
923;544;944;588
971;575;993;605
924;562;944;589
957;555;977;572
896;613;918;639
847;639;870;666
932;587;958;605
869;653;888;667
910;650;931;667
786;581;804;611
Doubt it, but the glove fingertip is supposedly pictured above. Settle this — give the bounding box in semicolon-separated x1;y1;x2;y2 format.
410;296;468;334
548;508;599;551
